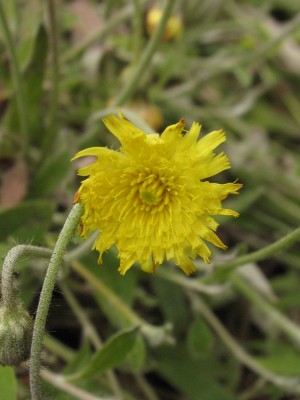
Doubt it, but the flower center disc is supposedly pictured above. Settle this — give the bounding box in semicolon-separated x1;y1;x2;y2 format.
139;175;164;205
140;190;159;205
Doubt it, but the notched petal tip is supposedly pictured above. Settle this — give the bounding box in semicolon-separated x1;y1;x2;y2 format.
118;255;135;275
102;113;145;145
178;258;196;276
161;118;186;141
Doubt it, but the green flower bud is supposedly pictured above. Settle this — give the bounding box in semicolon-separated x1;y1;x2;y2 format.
0;301;33;366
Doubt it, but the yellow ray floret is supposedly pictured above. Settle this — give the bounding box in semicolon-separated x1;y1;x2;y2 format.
72;113;242;275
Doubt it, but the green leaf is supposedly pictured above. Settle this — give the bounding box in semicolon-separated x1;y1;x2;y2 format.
77;327;139;379
0;200;54;243
0;367;17;400
186;318;214;357
28;150;71;197
124;334;146;371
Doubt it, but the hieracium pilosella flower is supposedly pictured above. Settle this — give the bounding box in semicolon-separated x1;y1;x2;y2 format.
72;113;242;275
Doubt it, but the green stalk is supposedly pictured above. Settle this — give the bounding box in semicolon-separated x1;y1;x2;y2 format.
114;0;176;106
0;1;29;155
1;245;52;306
30;203;84;400
207;226;300;281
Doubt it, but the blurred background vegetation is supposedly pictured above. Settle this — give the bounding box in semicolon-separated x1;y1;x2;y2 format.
1;0;300;399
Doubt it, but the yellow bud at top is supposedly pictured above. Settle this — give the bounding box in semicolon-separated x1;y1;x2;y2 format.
146;8;183;41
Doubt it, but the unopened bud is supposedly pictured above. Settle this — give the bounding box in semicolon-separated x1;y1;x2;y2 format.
146;8;183;41
0;301;33;366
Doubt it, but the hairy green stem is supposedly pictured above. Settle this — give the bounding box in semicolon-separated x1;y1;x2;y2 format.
30;203;84;400
43;0;60;156
114;0;176;106
1;245;52;306
188;292;300;393
0;1;29;155
208;226;300;281
231;273;300;348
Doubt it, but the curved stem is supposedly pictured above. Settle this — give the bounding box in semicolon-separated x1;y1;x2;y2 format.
0;1;29;155
1;245;52;306
114;0;176;106
30;203;84;400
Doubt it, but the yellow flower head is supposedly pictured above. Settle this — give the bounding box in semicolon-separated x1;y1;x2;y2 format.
72;113;242;276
